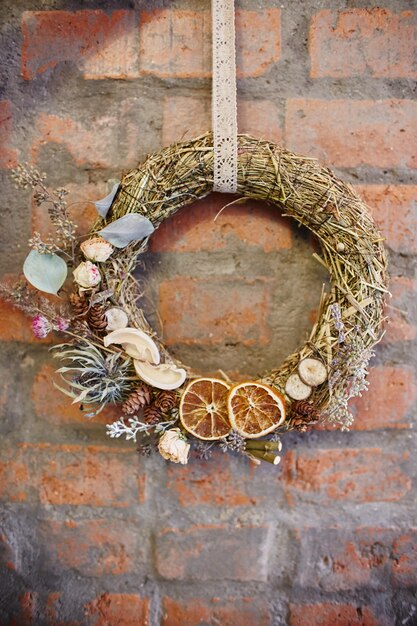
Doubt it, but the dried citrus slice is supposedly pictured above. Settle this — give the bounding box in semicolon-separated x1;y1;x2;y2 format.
227;382;286;438
179;377;231;440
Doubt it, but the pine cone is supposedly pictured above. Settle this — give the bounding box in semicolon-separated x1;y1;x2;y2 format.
289;417;310;432
143;404;162;425
87;304;108;333
122;385;152;415
69;292;88;317
289;400;320;431
154;390;177;413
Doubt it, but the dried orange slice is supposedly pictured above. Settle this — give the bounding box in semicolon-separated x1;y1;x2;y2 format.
227;382;286;438
179;377;231;440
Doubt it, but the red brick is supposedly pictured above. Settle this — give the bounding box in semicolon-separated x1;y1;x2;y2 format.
310;9;417;79
285;99;417;169
140;9;280;79
86;594;150;626
383;276;417;343
165;453;260;507
0;447;29;502
31;108;139;169
296;526;417;592
162;596;271;626
0;532;18;571
283;447;411;505
32;181;107;241
0;443;144;506
155;524;271;581
356;185;417;254
19;592;38;625
159;276;271;347
290;602;381;626
42;518;143;576
22;10;138;80
350;365;415;430
0;100;18;168
162;96;282;145
150;193;291;253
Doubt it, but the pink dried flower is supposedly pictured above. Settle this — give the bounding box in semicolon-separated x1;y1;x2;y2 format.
31;314;51;339
54;317;70;332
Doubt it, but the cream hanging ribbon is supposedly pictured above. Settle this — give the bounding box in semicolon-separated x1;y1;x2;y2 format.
212;0;238;193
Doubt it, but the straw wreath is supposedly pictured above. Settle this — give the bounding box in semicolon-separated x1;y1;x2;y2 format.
101;132;388;430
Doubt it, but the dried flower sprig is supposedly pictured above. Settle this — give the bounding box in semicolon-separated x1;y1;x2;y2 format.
0;280;67;321
11;164;77;254
219;432;246;454
107;415;177;442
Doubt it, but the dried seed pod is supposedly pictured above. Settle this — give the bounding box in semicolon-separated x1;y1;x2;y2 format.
298;358;328;387
285;373;312;401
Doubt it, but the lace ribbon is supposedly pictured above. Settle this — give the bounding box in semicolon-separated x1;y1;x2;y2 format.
212;0;238;193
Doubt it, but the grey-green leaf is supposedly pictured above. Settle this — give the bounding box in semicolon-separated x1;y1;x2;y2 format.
23;250;68;295
98;214;155;248
94;182;120;218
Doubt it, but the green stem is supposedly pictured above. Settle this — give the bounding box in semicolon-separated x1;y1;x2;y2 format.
247;450;281;465
245;440;282;451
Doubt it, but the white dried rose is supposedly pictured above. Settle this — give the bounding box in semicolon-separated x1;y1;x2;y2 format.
73;261;101;289
80;236;113;262
158;428;190;465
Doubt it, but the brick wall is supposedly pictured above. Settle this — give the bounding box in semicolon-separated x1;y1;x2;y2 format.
0;2;416;624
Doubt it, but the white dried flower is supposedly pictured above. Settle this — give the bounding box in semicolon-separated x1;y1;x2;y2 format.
80;236;113;262
73;261;101;289
158;428;190;464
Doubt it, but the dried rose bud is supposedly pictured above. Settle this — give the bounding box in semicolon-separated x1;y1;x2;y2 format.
73;261;101;289
80;236;113;263
158;428;190;465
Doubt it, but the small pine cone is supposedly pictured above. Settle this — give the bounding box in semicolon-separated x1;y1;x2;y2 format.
292;400;320;421
122;385;152;415
143;404;162;425
289;417;310;432
69;292;88;317
154;390;177;413
87;304;108;333
289;400;320;431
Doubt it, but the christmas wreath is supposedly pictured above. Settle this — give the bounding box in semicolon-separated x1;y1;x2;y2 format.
3;133;388;466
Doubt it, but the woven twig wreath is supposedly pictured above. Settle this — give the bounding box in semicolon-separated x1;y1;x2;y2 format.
8;132;388;465
92;132;388;444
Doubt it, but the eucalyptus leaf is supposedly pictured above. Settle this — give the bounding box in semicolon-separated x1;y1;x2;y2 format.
23;250;67;295
94;182;120;218
98;214;155;248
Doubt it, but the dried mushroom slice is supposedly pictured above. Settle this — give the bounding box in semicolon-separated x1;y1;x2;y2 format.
285;373;312;401
298;358;328;387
